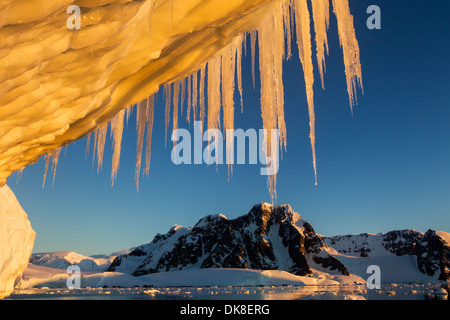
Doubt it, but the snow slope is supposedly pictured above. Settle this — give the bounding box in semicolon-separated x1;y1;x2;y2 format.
322;230;450;283
30;251;116;272
19;263;364;289
436;231;450;245
0;185;36;299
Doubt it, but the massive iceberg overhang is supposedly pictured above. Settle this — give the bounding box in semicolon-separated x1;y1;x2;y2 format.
0;0;362;199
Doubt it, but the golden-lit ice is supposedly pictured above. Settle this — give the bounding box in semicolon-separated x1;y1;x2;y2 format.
0;0;363;200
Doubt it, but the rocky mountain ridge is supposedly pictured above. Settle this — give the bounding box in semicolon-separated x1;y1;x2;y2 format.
107;203;348;277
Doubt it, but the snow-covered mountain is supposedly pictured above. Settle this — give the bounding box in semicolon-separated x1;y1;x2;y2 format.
106;203;450;283
29;251;117;272
322;229;450;282
27;203;449;285
107;203;348;276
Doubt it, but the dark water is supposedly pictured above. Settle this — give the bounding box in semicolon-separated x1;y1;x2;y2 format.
7;283;448;300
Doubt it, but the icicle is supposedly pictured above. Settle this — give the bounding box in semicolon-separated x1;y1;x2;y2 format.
96;125;108;172
192;71;198;122
332;0;363;113
199;66;206;127
51;148;62;186
135;98;148;190
172;80;180;146
221;42;237;177
207;58;222;133
85;132;91;158
91;129;98;168
311;0;330;89
206;57;222;168
125;105;133;126
243;32;247;57
42;154;51;188
274;5;287;154
15;167;24;183
236;35;244;113
250;30;257;90
164;83;171;146
144;95;155;176
187;74;192;125
282;0;293;60
258;4;286;203
180;78;185;116
110;109;125;185
294;0;318;185
42;148;61;187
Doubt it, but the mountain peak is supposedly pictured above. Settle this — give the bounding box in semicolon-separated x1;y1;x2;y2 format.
108;203;346;277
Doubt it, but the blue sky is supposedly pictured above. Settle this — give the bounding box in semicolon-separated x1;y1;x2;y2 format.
8;0;450;256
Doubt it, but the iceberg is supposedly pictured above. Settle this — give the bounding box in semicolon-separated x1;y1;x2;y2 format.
0;185;35;299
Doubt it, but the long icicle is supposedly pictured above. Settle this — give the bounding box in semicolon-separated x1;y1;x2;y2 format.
295;0;318;185
199;66;206;127
206;57;222;167
111;109;125;185
51;148;62;186
96;125;108;172
250;30;257;90
164;83;172;146
135;98;148;191
311;0;330;89
332;0;363;113
187;74;192;125
85;132;91;159
180;78;185;116
192;71;198;122
258;6;280;203
236;35;244;113
221;41;237;178
144;95;155;176
172;80;180;146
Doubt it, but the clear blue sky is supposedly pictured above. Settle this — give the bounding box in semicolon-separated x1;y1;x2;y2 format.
8;0;450;256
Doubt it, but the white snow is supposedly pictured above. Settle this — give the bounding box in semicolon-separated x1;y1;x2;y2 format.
30;251;115;272
322;233;444;283
267;225;294;270
19;264;363;289
0;185;36;299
